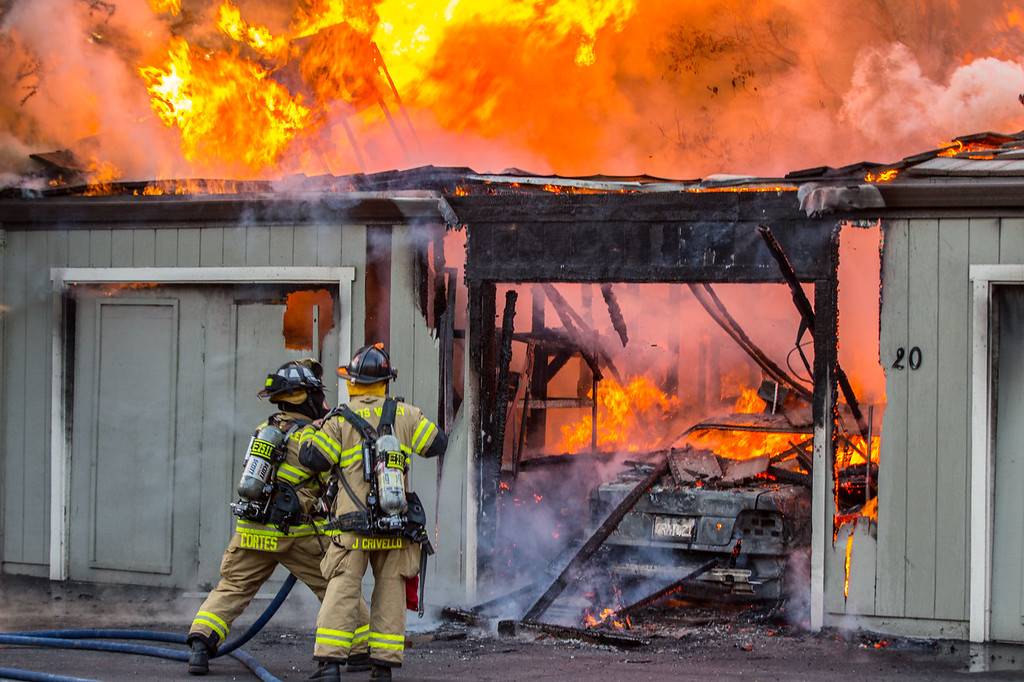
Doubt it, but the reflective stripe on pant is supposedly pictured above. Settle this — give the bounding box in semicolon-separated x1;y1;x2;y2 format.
314;538;420;666
187;533;365;650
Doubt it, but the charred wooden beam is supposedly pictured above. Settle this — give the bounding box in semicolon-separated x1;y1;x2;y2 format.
522;455;670;622
758;225;869;442
473;280;499;569
539;283;622;383
492;290;519;476
438;268;458;433
600;284;629;347
512;342;535;479
688;283;812;402
616;559;719;620
526;289;549;452
440;607;488;627
766;465;812;487
512;330;602;378
497;619;649;649
546;350;573;378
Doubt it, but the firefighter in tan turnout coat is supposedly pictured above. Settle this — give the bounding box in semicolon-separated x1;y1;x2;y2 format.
186;359;369;675
300;344;447;681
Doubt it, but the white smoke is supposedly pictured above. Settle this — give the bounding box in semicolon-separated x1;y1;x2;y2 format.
841;43;1024;150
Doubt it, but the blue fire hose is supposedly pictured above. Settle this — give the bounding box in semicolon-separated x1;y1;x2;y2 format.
0;573;297;682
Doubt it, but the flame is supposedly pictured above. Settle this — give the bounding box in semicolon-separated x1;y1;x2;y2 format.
131;0;636;175
582;606;631;630
139;38;311;172
863;168;898;183
132;179;255;195
559;376;680;454
685;427;796;462
732;387;764;414
82;159;122;196
217;1;289;60
860;496;878;522
686;185;798;193
936;140;1000;158
148;0;181;15
582;585;631;630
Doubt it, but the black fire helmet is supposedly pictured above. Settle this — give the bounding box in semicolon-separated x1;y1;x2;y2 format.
337;343;397;384
258;359;325;400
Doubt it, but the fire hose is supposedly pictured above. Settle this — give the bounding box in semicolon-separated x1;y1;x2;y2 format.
0;573;297;682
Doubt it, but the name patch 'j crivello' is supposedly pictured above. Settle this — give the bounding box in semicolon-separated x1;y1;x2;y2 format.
351;537;404;551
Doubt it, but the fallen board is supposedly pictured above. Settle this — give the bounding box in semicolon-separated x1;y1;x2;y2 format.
497;619;650;649
522;456;670;621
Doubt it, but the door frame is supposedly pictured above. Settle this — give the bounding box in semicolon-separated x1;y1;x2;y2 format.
969;264;1024;642
48;266;355;581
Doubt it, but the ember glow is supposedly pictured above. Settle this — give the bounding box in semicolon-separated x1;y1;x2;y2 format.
864;168;899;183
936;140;1001;157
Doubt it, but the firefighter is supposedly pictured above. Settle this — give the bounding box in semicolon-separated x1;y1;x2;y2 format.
186;359;370;676
300;344;447;681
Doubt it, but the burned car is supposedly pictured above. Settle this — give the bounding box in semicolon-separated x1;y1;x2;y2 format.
589;414;812;602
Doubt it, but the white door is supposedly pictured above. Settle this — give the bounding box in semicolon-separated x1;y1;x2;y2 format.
991;285;1024;642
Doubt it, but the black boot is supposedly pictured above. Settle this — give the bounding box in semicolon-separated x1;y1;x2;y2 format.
187;639;210;676
346;652;371;672
308;660;342;682
370;663;392;680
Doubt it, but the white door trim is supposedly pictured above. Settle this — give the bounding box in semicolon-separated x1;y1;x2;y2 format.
48;266;355;581
968;264;1024;642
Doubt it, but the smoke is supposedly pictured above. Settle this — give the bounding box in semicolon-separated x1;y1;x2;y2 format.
783;547;811;628
841;43;1024;153
3;0;1024;181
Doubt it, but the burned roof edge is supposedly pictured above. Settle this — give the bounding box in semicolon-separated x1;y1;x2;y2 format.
0;191;455;227
800;180;1024;217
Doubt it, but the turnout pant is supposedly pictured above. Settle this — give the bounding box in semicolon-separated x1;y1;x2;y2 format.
314;537;420;667
188;533;369;655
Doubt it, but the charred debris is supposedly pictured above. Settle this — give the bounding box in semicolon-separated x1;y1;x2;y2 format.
443;171;868;647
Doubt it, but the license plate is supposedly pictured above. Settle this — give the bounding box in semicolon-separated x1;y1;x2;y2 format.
653;516;695;540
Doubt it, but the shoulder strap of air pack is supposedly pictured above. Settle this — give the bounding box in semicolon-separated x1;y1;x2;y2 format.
378;398;397;434
335;404;378;442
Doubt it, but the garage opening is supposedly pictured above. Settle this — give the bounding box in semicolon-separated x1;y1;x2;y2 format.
448;188;885;637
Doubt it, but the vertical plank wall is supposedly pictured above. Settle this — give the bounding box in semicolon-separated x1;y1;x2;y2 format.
826;218;1015;631
0;222;368;579
388;224;449;599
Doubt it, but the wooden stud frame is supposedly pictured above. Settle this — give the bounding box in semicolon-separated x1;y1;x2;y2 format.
47;266;355;581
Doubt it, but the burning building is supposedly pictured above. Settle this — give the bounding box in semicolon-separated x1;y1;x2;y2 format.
2;131;1024;647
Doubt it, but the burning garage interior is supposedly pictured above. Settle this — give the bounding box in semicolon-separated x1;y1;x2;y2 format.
3;130;1024;659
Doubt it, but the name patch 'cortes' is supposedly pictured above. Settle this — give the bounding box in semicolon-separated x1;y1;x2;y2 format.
239;533;278;551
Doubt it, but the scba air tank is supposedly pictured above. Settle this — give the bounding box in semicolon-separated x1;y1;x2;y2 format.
238;425;287;500
374;433;408;516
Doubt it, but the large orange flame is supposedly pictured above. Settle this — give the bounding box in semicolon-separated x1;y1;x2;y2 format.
131;0;637;176
139;38;311;171
559;376;680;454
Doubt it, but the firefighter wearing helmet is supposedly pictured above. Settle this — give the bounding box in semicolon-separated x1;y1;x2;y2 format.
186;359;370;675
300;344;447;681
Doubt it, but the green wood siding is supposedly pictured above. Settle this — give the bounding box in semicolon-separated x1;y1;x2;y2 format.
0;223;373;581
829;217;1024;627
